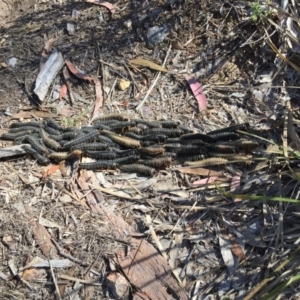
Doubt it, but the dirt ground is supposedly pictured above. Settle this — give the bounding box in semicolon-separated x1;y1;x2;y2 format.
1;0;300;299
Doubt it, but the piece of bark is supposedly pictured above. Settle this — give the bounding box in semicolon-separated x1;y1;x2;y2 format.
0;145;26;158
82;171;188;300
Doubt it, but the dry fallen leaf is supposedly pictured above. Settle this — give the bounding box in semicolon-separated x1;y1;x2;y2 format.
11;111;56;119
175;167;223;176
130;58;168;72
64;58;94;81
85;0;116;14
92;77;103;117
42;165;60;179
185;75;207;111
59;84;68;100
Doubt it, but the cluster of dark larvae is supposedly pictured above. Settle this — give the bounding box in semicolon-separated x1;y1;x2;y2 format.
0;114;259;176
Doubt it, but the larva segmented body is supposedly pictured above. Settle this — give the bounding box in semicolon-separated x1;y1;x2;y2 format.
207;123;250;135
180;133;216;143
208;153;253;161
10;122;42;128
40;128;62;150
139;157;172;168
119;164;156;176
9;126;40;133
63;130;99;149
84;150;117;160
217;139;259;150
89;123;111;130
24;136;49;155
114;149;138;157
79;160;118;170
97;135;120;148
176;144;207;155
141;134;167;143
1;131;35;140
184;157;228;166
124;132;142;140
178;124;193;133
44;118;62;131
206;144;236;153
101;130;141;148
49;150;82;161
144;128;183;137
70;142;108;151
135;119;161;128
139;146;165;156
209;132;240;142
114;155;140;165
22;145;50;165
109;121;137;132
159;120;180;128
177;153;206;162
128;127;143;134
44;126;61;136
12;134;40;145
93;114;128;123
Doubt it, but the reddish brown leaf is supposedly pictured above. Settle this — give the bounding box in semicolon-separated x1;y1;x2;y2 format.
185;75;207;111
85;0;116;14
42;165;60;179
230;236;246;260
64;58;94;81
59;84;68;100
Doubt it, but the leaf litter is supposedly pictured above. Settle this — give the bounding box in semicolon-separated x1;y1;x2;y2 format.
1;0;300;299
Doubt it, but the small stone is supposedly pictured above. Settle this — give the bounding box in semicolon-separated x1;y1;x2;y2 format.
147;24;171;48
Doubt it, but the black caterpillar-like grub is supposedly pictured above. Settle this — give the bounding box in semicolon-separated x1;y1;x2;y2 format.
141;134;167;143
124;132;143;140
177;145;207;155
138;146;165;156
10;122;42;128
178;124;193;133
139;157;172;168
9;126;40;134
49;150;82;161
207;123;250;135
208;132;240;142
89;123;111;130
179;133;216;143
44;118;62;131
40;128;61;150
176;153;206;162
70;142;108;151
0;131;36;140
63;130;99;149
218;139;259;150
158;120;180;128
24;136;49;155
79;160;118;170
163;143;182;153
44;126;61;136
97;136;120;148
84;150;117;160
114;149;138;157
12;134;40;145
114;155;140;165
109;121;137;132
62;127;81;133
135;119;162;128
101;130;141;148
206;144;236;153
22;145;50;165
93;114;128;123
118;164;156;176
144;128;183;137
128;127;144;134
